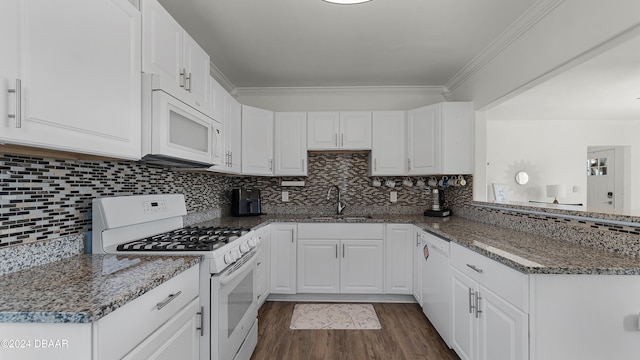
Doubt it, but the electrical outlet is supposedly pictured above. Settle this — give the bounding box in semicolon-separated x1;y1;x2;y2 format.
282;191;289;202
390;191;397;203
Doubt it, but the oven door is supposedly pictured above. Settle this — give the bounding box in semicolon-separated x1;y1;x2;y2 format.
212;253;258;360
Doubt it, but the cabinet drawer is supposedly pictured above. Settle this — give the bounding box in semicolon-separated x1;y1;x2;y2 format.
95;264;200;360
450;243;529;312
298;223;384;239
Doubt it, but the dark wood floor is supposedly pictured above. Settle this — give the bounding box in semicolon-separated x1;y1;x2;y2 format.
251;301;460;360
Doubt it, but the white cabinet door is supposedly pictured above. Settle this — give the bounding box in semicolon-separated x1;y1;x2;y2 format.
181;32;210;108
270;224;297;294
142;0;209;112
122;298;200;360
297;239;340;293
451;268;476;360
340;240;384;294
477;285;528;360
441;102;473;174
242;105;274;175
384;224;414;295
142;0;183;89
370;111;407;175
274;112;307;176
0;1;18;126
0;0;141;159
407;105;440;175
339;111;372;150
307;112;340;150
226;96;242;173
413;231;423;302
255;226;271;307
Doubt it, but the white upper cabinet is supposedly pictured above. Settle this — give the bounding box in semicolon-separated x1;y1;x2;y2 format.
208;77;241;173
0;0;141;159
274;112;307;176
242;105;274;176
307;111;372;150
370;111;407;176
407;105;440;174
407;102;473;175
142;0;210;111
225;95;242;173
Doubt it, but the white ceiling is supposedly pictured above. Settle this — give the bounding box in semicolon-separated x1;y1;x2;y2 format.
488;33;640;121
157;0;537;88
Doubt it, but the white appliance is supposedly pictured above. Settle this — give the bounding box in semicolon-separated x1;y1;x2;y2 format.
420;230;452;348
92;194;259;360
141;73;222;168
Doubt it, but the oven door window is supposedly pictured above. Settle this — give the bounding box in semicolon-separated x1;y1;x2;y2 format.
226;269;254;337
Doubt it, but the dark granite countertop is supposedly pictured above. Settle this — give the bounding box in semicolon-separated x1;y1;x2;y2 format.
0;254;201;324
202;214;640;275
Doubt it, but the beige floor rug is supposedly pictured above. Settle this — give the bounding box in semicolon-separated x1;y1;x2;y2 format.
290;303;381;330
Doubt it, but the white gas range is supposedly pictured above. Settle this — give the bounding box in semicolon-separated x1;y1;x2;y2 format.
92;194;260;360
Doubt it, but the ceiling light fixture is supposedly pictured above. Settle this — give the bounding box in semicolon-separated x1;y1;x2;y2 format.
323;0;373;4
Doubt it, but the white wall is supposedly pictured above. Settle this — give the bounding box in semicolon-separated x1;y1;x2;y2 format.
484;119;640;210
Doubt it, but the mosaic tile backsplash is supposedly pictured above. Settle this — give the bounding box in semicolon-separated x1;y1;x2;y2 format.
0;153;232;247
0;152;472;247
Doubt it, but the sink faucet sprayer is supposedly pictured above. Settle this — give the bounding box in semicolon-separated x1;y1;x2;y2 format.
327;185;346;215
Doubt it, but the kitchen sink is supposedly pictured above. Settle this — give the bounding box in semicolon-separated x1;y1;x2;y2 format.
308;215;373;221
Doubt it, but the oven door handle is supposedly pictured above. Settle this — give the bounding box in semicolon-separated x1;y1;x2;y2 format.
219;255;257;286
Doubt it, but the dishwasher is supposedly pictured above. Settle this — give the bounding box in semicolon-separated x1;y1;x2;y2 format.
420;230;451;348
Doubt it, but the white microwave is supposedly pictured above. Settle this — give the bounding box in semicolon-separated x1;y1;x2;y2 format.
141;73;222;168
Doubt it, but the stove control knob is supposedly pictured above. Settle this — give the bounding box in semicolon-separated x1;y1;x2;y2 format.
239;243;250;254
232;249;241;259
224;253;235;265
247;238;257;248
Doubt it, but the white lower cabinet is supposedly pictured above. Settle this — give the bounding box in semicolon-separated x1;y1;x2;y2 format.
384;224;414;295
270;223;297;294
255;225;271;307
450;243;528;360
95;265;201;360
297;223;384;294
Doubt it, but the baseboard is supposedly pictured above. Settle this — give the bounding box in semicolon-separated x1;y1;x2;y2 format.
266;293;417;303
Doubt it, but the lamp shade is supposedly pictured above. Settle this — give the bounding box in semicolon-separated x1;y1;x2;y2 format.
323;0;372;4
546;184;567;199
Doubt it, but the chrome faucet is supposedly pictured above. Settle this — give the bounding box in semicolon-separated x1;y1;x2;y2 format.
327;185;346;215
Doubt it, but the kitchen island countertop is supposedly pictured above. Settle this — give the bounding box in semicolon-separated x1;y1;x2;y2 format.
200;214;640;275
0;254;201;323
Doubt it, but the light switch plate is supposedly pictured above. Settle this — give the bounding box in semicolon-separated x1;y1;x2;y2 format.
282;191;289;202
390;191;397;203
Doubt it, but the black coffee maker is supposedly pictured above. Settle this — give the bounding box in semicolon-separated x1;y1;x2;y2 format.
231;188;262;216
424;187;451;217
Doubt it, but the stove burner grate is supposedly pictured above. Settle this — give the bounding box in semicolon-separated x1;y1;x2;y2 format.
116;226;251;252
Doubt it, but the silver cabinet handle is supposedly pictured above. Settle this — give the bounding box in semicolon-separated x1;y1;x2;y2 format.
291;229;294;243
475;292;482;318
156;291;182;310
269;158;273;171
466;264;484;273
468;288;475;314
341;133;344;147
229;151;233;167
301;159;304;172
196;306;204;336
8;79;21;128
342;243;345;258
335;133;338;147
374;158;377;171
186;72;192;92
408;158;411;170
416;233;419;247
179;69;186;88
335;244;338;259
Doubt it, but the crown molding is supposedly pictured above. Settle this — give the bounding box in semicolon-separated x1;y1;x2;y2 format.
233;85;448;97
444;0;565;93
209;62;236;94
